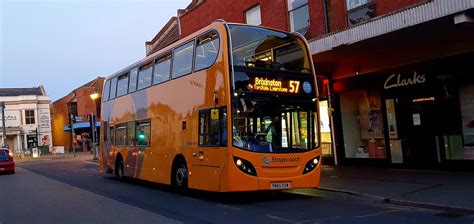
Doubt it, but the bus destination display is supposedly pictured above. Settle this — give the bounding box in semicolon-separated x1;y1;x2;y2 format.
248;77;302;94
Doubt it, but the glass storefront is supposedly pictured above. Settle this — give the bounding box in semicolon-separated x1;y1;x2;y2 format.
319;100;333;156
334;53;474;168
444;79;474;160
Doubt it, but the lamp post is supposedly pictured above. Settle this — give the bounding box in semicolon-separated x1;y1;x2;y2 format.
89;92;100;160
1;102;6;147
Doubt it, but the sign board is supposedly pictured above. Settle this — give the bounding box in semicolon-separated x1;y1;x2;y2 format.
39;109;52;130
0;110;21;127
32;148;39;158
51;146;65;154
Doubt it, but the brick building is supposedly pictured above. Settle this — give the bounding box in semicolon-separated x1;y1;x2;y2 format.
51;77;104;151
148;0;474;170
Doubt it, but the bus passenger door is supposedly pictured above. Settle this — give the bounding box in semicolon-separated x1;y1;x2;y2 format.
190;107;228;191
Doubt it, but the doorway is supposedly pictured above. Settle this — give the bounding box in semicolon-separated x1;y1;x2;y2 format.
385;96;440;168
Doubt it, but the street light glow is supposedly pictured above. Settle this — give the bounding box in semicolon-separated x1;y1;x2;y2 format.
90;92;100;100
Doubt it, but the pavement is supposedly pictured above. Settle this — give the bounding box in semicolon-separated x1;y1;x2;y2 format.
313;165;474;215
14;151;97;164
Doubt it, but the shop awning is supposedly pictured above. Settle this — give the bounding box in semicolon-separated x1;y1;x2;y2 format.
308;0;474;55
63;121;101;131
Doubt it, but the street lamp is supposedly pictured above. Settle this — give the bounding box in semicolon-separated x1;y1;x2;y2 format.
89;92;100;160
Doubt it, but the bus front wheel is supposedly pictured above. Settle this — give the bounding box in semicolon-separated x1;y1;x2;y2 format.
173;162;188;189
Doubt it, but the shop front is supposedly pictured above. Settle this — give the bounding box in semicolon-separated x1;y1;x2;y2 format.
332;53;474;170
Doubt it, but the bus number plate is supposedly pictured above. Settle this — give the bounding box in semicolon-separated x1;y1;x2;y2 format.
271;182;291;189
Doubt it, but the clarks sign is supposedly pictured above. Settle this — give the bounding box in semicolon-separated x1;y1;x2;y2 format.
384;72;426;90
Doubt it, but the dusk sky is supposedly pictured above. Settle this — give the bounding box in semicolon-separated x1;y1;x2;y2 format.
1;0;190;101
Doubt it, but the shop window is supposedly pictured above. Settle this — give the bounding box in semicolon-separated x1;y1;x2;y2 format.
137;64;153;90
245;5;261;26
172;41;194;79
445;81;474;160
153;54;171;85
136;120;151;146
116;74;129;97
128;68;138;93
199;107;227;146
127;121;136;146
340;89;386;159
288;0;310;33
194;32;219;71
102;80;110;101
25;110;35;125
115;125;127;146
109;77;118;99
346;0;376;26
319;100;333;156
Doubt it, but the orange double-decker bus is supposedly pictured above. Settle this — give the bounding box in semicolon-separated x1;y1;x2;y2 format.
99;21;322;192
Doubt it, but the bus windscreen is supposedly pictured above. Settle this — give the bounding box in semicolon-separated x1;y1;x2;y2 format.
229;25;311;74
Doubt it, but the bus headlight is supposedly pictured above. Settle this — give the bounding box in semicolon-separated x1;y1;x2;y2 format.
233;157;257;176
303;156;321;174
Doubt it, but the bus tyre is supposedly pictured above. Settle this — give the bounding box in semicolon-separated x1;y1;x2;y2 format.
115;157;124;180
173;162;188;189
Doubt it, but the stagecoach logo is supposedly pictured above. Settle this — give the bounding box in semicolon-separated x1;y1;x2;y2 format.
263;156;272;165
303;81;312;94
384;72;426;90
262;155;301;165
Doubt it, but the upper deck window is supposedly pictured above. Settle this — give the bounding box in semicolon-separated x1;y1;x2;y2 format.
116;74;129;97
229;25;311;74
153;54;171;84
103;80;110;101
172;41;194;79
137;63;153;90
128;68;138;93
109;77;118;99
194;32;219;71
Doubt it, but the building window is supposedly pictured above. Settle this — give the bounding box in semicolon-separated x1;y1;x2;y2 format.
288;0;309;33
245;5;261;26
25;110;35;125
172;41;194;79
346;0;376;26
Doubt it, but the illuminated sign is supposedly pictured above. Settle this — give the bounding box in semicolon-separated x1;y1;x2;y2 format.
413;97;435;103
249;77;301;94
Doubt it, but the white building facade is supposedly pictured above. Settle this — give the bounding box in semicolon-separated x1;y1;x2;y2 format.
0;86;52;155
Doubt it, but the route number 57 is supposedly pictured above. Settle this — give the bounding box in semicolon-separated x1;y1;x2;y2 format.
289;81;300;93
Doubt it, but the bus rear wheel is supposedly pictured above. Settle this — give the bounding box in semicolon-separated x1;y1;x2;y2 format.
173;162;188;189
115;157;124;180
